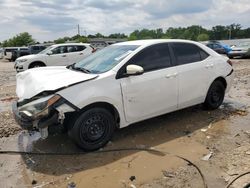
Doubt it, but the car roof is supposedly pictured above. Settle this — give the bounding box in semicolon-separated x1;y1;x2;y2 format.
113;39;200;46
51;43;90;47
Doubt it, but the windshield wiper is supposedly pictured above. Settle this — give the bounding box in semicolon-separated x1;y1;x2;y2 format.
78;67;91;73
67;63;91;73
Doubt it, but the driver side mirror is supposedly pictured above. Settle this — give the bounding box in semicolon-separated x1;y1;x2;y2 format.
46;51;52;55
126;64;144;76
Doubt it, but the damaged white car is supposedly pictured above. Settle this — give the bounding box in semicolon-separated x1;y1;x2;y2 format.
12;39;234;151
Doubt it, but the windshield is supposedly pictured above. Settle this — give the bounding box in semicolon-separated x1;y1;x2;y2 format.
73;45;139;74
38;46;54;54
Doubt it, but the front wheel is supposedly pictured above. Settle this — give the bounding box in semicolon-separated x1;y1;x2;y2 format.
68;108;115;151
29;62;45;69
203;81;225;110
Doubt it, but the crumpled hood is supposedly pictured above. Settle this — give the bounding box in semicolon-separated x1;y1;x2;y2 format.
16;66;98;100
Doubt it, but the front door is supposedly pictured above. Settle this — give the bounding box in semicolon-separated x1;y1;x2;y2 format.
119;43;178;123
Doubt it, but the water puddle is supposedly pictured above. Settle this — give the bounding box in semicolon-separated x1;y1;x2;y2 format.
0;101;12;112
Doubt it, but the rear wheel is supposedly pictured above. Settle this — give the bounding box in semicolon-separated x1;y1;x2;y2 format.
204;81;225;110
68;108;115;151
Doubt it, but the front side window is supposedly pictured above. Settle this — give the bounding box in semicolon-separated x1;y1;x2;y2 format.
51;46;68;54
127;43;172;72
172;43;206;65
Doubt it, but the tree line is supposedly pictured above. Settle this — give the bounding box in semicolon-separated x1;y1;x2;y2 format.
1;23;250;47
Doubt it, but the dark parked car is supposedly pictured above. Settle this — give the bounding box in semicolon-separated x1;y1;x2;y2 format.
205;41;232;54
11;47;30;61
9;45;49;61
29;45;47;54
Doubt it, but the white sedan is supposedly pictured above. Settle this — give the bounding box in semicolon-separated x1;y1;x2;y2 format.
13;39;234;150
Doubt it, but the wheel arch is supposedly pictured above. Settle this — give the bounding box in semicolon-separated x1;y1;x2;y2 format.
79;102;120;128
205;76;227;102
213;76;227;89
28;61;46;68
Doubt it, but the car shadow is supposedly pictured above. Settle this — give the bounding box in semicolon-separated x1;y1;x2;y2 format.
18;99;244;176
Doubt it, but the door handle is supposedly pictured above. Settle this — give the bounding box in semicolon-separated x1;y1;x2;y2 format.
205;64;214;68
173;72;178;77
165;73;178;78
79;53;83;55
205;65;210;68
62;55;67;57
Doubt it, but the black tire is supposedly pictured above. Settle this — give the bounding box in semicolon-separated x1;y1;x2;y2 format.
204;81;225;110
68;108;115;151
29;62;45;69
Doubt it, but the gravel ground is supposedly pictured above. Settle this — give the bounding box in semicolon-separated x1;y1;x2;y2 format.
0;59;19;138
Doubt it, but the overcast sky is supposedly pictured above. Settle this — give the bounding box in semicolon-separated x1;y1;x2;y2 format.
0;0;250;42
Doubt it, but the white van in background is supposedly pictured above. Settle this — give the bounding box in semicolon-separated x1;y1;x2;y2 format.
0;48;3;59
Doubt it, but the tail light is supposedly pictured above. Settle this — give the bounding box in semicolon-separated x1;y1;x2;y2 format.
227;59;233;66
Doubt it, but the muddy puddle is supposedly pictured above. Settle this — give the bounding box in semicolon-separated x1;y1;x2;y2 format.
0;100;12;112
0;96;17;112
0;98;249;188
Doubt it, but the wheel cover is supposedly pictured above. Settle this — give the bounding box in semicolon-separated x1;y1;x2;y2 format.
79;114;109;144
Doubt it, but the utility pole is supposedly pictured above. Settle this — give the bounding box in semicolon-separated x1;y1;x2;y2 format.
77;24;80;36
229;28;231;40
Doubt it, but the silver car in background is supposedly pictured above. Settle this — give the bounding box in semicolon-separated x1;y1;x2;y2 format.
228;42;250;58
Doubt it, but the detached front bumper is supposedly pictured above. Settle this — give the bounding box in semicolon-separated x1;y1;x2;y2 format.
12;96;77;135
12;101;59;131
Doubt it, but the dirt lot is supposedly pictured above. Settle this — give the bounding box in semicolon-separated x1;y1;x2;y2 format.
0;58;249;188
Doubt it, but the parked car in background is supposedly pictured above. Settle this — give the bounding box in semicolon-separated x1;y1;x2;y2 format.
4;47;18;61
11;47;30;61
14;43;96;72
227;42;250;59
205;41;232;55
0;48;3;59
13;39;234;150
8;45;50;62
29;44;47;54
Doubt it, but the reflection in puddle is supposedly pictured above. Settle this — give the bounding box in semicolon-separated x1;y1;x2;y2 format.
0;101;12;112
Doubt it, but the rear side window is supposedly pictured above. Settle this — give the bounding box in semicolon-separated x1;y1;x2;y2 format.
200;50;209;60
76;45;86;52
128;43;172;72
172;43;208;65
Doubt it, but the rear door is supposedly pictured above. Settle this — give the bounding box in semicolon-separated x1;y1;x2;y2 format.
119;43;178;123
170;42;211;109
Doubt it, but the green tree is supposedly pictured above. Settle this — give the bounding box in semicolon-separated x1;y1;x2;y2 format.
54;38;66;44
2;32;35;47
197;33;209;41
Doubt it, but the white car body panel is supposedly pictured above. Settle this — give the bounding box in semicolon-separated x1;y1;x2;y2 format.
15;39;234;129
16;66;97;100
